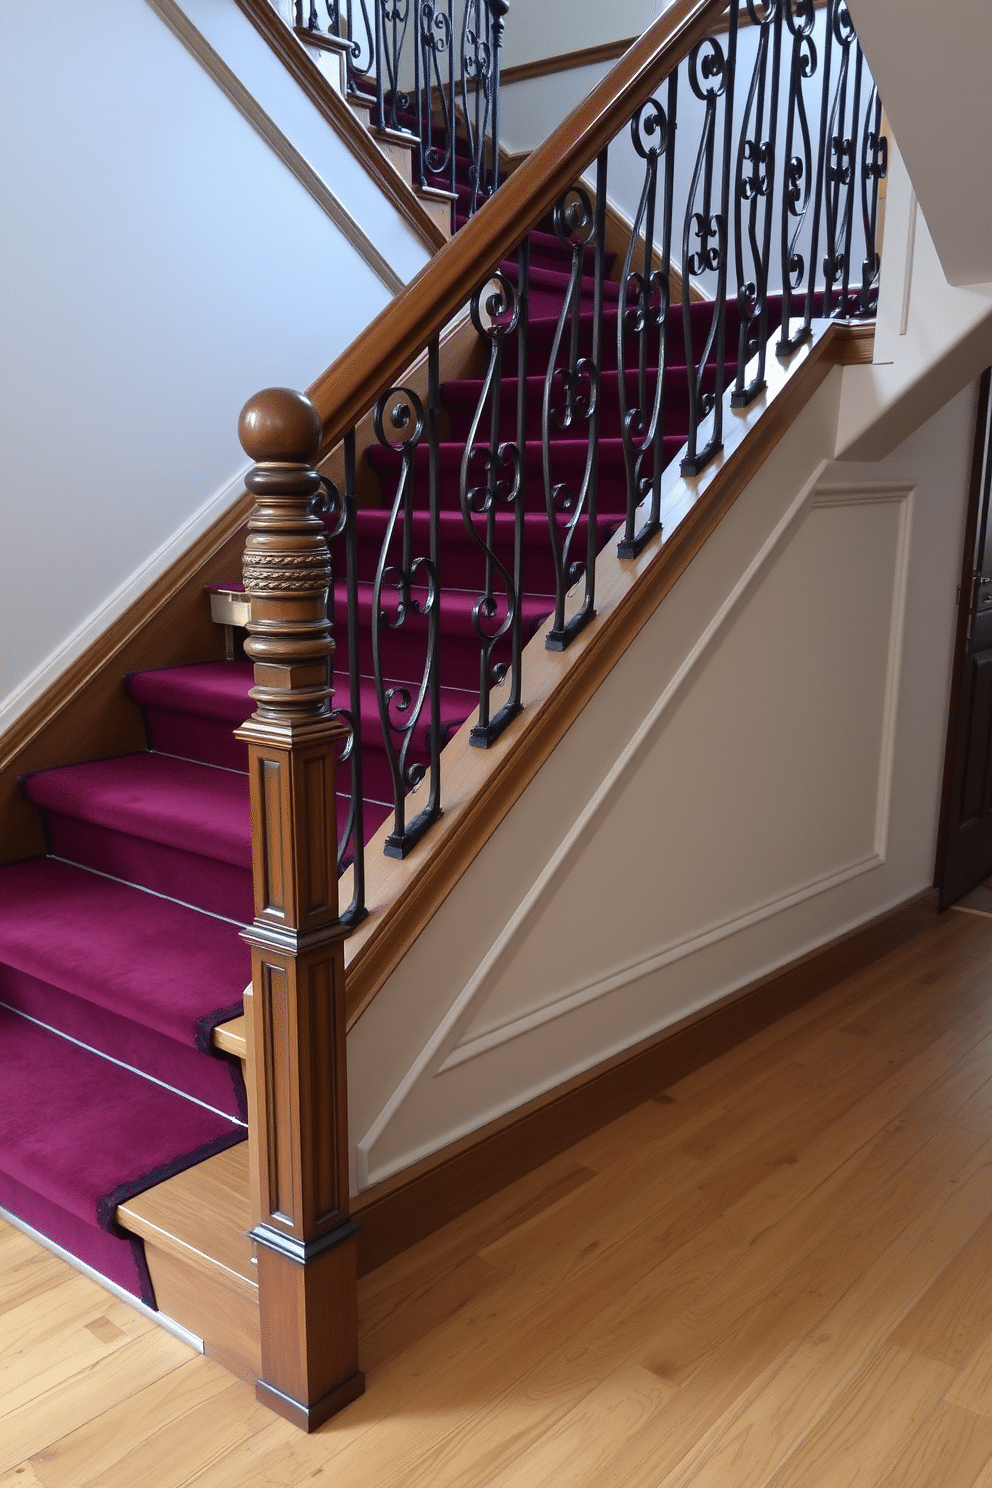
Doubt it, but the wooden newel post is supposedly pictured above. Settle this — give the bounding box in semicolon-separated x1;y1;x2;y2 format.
236;387;364;1431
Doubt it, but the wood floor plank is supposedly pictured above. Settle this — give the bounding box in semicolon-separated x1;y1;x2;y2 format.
945;1326;992;1421
0;1331;195;1471
358;1252;499;1374
0;1465;46;1488
890;1210;992;1368
628;1132;992;1488
2;1291;155;1417
27;1357;235;1488
0;1235;73;1319
875;1400;992;1488
72;1379;272;1488
479;1365;678;1488
761;1345;954;1488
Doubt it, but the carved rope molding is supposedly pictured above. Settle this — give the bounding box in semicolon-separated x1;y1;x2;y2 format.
144;0;405;294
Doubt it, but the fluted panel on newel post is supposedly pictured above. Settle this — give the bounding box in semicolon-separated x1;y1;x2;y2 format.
235;388;364;1432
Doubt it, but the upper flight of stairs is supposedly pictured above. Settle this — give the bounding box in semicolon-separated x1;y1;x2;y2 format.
0;75;767;1371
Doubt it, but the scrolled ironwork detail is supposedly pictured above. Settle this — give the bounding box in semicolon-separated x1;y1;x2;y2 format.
460;269;524;745
680;18;737;476
542;157;607;650
370;364;441;857
617;80;676;559
730;0;781;408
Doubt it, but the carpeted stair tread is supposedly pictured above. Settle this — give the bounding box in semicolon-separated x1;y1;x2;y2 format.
24;753;251;872
0;1007;245;1302
128;661;254;772
342;508;622;593
338;581;554;642
441;364;736;441
0;857;249;1053
127;662;255;724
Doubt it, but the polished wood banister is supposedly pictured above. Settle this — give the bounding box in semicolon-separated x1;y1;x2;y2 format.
307;0;728;453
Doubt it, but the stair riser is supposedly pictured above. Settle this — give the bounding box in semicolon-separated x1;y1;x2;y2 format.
441;367;727;443
42;812;254;923
364;437;685;514
335;514;619;594
0;963;245;1118
0;1169;152;1299
140;707;250;774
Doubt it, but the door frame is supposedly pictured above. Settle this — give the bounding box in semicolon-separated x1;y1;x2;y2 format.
935;367;992;907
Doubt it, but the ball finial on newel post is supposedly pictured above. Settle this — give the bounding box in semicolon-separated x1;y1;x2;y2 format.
237;387;335;724
238;387;323;467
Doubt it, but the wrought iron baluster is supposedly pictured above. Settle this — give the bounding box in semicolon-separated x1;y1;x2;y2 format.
731;0;783;407
822;0;858;319
617;79;676;560
461;0;489;214
680;13;737;477
417;0;455;196
460;272;523;746
488;0;508;199
778;0;818;354
543;154;607;651
858;81;886;315
461;0;506;214
378;0;412;135
343;0;375;91
838;29;864;314
371;358;442;859
317;440;366;926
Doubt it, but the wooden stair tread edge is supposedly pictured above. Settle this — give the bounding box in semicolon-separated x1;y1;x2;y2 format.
369;124;421;151
213;1015;247;1059
292;26;351;55
116;1147;256;1289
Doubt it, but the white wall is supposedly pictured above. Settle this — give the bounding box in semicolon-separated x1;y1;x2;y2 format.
0;0;430;734
499;0;675;71
847;0;992;288
348;371;976;1192
834;139;992;460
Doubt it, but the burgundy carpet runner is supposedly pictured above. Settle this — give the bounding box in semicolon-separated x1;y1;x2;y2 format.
0;125;756;1305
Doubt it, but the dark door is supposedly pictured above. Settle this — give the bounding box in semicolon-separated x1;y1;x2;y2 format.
938;368;992;907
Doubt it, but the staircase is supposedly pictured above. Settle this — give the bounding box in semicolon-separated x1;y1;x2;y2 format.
0;0;888;1429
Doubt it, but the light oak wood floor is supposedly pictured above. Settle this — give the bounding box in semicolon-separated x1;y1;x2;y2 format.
5;907;992;1487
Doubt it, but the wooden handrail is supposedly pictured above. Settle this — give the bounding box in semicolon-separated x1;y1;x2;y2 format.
307;0;727;453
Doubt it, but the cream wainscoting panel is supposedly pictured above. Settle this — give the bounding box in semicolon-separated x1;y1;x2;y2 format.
354;471;916;1188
